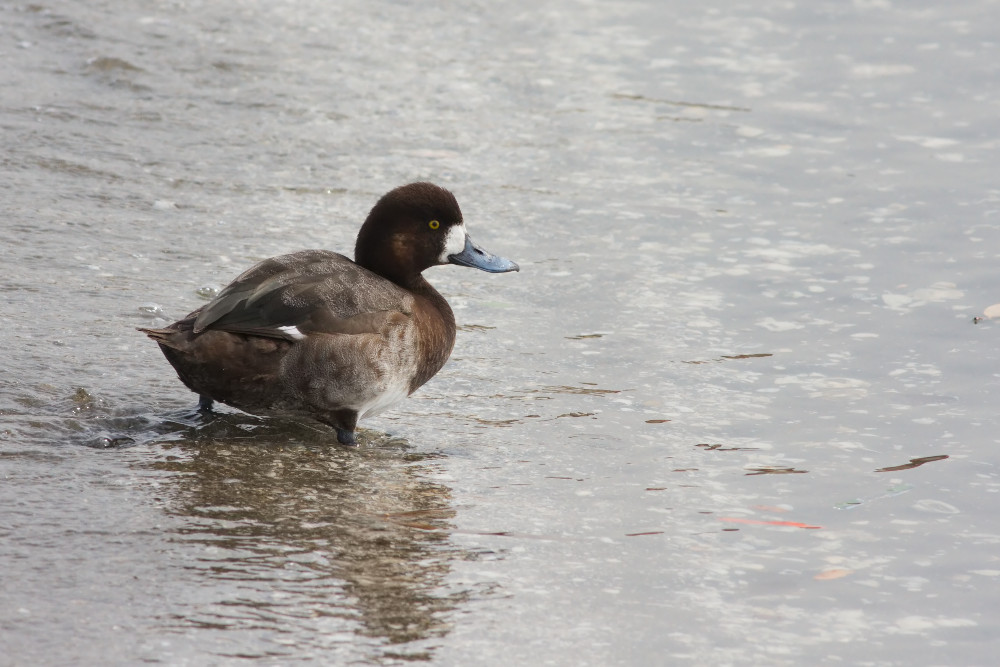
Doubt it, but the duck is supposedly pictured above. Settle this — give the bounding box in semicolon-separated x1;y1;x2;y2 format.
139;182;519;445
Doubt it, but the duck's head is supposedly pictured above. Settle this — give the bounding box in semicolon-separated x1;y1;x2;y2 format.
355;182;519;284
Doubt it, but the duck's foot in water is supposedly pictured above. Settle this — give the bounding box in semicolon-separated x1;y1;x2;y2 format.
182;395;217;422
335;428;358;447
178;395;217;421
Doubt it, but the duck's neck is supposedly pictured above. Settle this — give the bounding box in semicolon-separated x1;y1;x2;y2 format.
403;274;457;389
403;273;446;308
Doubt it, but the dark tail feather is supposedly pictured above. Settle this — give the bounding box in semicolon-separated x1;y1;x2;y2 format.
137;327;172;341
138;327;168;340
137;326;185;350
138;317;195;350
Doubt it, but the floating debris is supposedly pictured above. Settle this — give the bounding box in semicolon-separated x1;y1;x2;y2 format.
697;443;760;452
684;353;773;364
875;454;948;473
610;92;751;112
834;483;914;510
744;466;808;475
526;385;623;396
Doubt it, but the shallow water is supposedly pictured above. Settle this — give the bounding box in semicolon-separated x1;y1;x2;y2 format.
3;0;1000;664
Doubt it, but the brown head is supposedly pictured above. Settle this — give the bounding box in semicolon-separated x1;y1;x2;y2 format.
354;182;518;286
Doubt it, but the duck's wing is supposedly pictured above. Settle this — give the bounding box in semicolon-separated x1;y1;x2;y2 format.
191;250;413;341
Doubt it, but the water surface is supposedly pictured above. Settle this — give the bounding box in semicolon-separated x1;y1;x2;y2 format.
2;0;999;664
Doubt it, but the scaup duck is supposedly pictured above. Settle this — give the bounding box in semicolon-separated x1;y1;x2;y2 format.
139;182;518;445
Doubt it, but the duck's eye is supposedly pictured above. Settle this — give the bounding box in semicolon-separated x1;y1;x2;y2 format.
428;220;440;230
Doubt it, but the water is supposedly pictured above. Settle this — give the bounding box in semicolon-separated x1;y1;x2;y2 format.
2;0;999;664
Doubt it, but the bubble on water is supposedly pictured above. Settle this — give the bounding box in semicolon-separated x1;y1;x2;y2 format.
196;286;220;299
137;303;164;317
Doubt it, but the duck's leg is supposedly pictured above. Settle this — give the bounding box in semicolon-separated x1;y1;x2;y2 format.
322;409;359;447
197;395;214;412
335;428;358;446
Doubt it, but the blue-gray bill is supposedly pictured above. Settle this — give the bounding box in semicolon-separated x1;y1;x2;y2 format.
449;235;520;273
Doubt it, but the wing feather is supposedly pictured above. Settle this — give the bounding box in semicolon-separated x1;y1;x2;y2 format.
191;250;414;340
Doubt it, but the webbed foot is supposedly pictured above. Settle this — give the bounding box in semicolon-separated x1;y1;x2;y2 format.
335;428;358;447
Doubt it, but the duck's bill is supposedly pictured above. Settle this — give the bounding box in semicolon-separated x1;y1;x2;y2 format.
449;235;519;273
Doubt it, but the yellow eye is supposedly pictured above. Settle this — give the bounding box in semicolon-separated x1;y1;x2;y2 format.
428;220;440;230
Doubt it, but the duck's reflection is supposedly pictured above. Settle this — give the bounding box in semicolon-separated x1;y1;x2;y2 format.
149;414;460;659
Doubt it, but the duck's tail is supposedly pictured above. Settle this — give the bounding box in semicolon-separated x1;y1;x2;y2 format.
137;326;172;344
137;321;193;351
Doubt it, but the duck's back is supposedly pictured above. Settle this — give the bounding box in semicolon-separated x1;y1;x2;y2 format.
194;250;415;338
